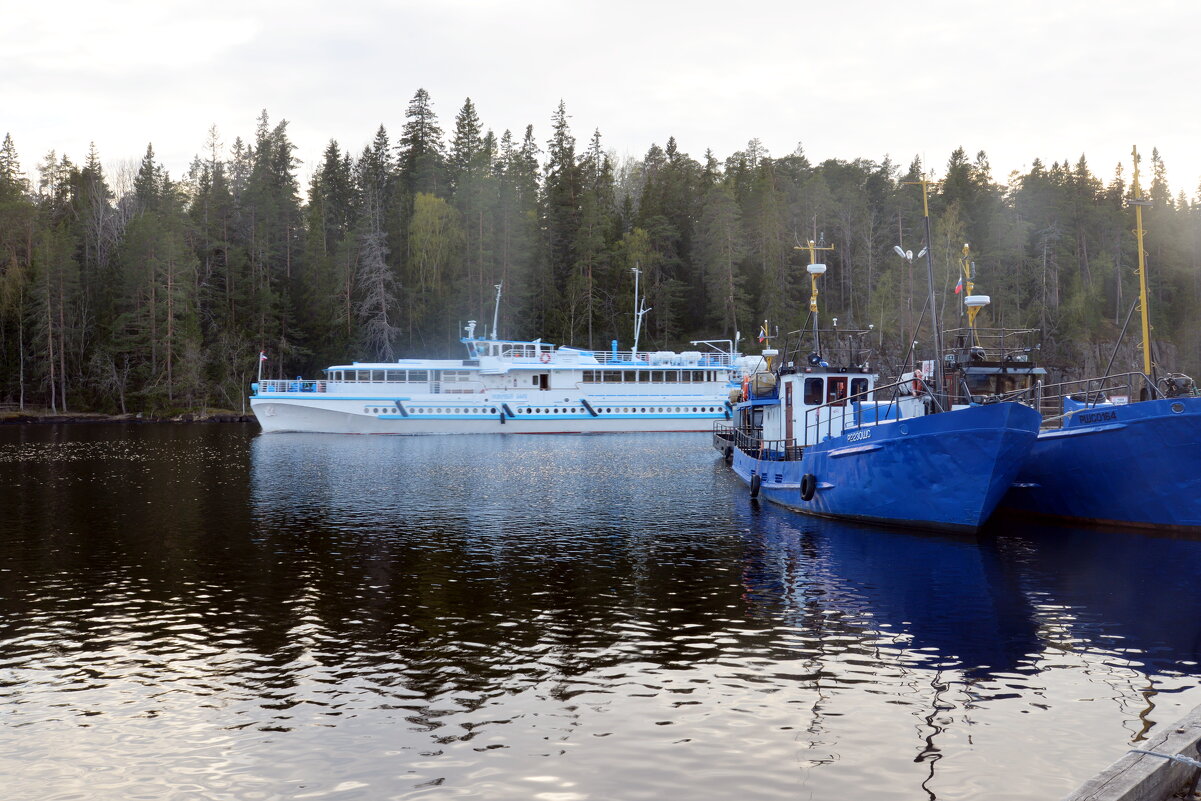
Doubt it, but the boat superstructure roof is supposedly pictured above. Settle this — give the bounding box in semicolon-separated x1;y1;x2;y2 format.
324;333;738;372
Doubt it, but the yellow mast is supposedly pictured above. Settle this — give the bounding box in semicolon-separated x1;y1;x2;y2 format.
796;239;836;315
1131;146;1153;377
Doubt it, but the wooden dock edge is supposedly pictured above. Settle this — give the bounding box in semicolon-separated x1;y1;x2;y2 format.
1063;704;1201;801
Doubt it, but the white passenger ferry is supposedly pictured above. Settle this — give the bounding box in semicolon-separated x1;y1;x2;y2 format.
251;320;742;434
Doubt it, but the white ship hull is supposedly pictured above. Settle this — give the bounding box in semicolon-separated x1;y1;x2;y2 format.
250;329;745;436
252;393;732;434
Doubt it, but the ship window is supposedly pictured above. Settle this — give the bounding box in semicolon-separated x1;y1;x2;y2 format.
371;370;385;382
444;370;470;382
409;370;428;382
827;377;848;406
582;371;595;383
804;378;823;405
602;370;622;382
532;376;539;386
665;371;679;383
851;378;869;399
386;370;404;382
356;370;372;382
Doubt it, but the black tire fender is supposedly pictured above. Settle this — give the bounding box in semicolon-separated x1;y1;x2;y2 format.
800;473;817;502
749;472;761;499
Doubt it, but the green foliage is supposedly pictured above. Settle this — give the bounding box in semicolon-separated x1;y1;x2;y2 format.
2;102;1201;412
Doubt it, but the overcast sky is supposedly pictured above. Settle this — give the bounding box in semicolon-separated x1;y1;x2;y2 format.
5;0;1200;195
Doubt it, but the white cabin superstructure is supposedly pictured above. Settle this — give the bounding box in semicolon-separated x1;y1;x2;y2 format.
251;331;741;434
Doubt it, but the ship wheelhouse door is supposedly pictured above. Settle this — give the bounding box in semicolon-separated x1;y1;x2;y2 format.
784;381;794;443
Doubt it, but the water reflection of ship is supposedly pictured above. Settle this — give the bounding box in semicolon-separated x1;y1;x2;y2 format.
735;506;1043;797
738;508;1041;678
989;522;1201;675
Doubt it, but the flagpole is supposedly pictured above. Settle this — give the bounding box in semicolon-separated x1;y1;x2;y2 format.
258;351;264;384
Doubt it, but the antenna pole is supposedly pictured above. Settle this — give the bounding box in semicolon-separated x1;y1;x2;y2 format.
491;282;503;340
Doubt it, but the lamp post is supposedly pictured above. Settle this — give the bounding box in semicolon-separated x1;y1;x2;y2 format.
892;245;926;372
902;175;946;410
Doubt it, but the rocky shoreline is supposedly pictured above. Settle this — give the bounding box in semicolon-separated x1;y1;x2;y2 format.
0;411;258;425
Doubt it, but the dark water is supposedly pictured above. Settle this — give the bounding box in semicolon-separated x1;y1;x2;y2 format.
3;425;1201;800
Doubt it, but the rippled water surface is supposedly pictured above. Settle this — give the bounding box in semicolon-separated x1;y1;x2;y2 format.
3;424;1201;800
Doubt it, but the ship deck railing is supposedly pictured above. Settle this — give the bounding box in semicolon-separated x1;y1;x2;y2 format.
1018;371;1163;426
589;350;735;367
943;327;1041;365
714;377;925;461
257;379;327;394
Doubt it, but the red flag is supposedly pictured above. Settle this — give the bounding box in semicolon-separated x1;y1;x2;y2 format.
954;276;963;295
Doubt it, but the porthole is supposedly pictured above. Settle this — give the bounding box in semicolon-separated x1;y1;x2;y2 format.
1172;402;1185;413
490;407;497;414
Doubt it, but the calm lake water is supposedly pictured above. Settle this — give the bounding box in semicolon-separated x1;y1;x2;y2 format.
3;424;1201;800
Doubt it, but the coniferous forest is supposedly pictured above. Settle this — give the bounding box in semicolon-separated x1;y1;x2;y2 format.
2;90;1200;415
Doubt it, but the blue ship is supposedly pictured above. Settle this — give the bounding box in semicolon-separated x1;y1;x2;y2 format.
714;237;1040;533
942;149;1201;531
716;361;1040;532
944;334;1201;529
1004;387;1201;530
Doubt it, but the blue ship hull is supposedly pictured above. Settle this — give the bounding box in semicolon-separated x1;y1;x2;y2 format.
1000;397;1201;529
729;402;1041;532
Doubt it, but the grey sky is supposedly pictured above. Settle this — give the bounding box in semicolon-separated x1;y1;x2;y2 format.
6;0;1199;194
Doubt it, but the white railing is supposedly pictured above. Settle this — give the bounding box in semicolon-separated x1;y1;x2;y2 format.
591;350;735;367
258;379;327;393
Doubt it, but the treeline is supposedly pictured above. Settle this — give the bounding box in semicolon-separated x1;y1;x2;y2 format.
1;90;1199;414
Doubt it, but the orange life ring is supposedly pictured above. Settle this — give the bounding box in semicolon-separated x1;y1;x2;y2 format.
540;352;551;364
912;368;924;394
741;374;751;401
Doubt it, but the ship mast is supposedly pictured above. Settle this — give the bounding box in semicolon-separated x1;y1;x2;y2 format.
631;265;651;357
491;282;503;340
1130;146;1153;378
960;243;990;348
795;238;834;357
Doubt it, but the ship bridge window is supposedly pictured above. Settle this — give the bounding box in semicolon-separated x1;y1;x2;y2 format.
804;377;823;405
851;377;869;400
827;377;848;406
